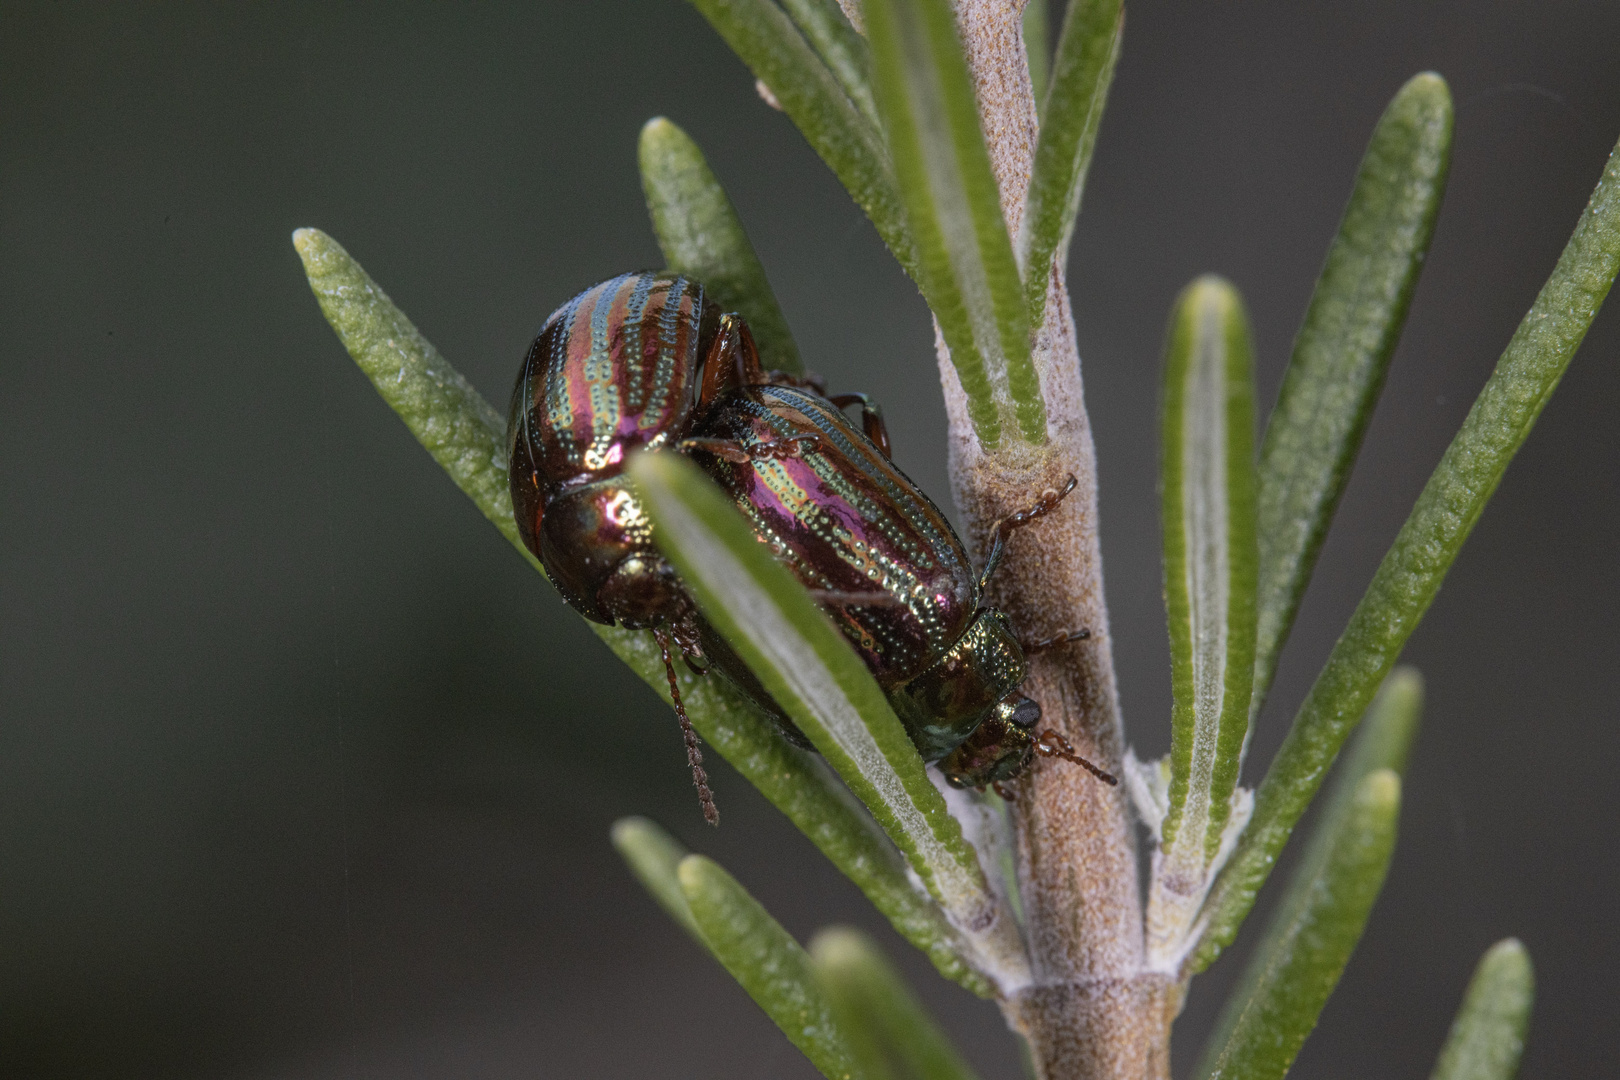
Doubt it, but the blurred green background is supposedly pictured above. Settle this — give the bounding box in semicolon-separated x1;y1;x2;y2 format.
1;2;1616;1077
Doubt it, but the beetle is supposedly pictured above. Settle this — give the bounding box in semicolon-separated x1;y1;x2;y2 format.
508;271;1113;822
507;271;813;825
687;375;1115;791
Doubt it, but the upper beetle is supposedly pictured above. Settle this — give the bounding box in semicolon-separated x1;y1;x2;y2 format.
509;271;712;631
507;270;810;822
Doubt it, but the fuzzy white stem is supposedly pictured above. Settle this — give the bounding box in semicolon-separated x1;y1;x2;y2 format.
935;3;1173;1079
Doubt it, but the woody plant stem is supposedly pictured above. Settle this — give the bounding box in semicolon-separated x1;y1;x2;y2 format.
934;3;1167;1078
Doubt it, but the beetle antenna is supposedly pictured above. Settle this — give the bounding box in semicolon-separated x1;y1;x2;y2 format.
653;626;719;825
1033;728;1118;786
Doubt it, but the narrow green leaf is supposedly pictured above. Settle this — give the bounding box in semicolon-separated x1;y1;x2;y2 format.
639;116;803;374
811;927;984;1080
1196;668;1421;1073
1335;665;1425;787
629;453;1005;939
294;228;987;996
1431;939;1535;1080
781;0;880;130
689;0;916;280
1159;277;1259;860
866;0;1040;447
1019;0;1122;326
1253;73;1454;716
291;229;518;548
1193;130;1620;972
685;678;990;997
1022;0;1051;122
681;857;861;1080
1196;769;1402;1080
610;816;705;945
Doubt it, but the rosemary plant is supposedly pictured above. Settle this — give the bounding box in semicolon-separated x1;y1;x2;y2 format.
295;1;1619;1077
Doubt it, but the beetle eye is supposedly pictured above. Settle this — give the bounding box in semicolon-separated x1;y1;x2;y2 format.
998;695;1042;730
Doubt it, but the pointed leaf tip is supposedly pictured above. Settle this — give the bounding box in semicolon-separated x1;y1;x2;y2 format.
679;856;860;1080
1196;769;1400;1080
1252;71;1453;717
1431;939;1534;1080
639;116;804;373
812;926;984;1080
611;816;704;944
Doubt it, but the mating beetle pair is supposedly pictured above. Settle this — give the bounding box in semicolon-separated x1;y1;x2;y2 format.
507;271;1114;823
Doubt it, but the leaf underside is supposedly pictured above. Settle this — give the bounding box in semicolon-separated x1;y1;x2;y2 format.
1159;276;1258;861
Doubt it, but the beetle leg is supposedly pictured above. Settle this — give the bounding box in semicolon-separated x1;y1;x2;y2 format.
1021;627;1091;656
992;781;1017;801
829;393;893;459
678;433;819;463
766;369;830;396
667;614;710;675
979;474;1079;590
698;313;769;405
1033;728;1118;786
652;626;720;826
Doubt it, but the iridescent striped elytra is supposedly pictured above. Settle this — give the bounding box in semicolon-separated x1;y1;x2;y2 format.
509;272;731;824
508;272;1113;823
690;384;1113;790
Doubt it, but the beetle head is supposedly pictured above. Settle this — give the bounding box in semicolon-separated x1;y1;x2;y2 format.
938;692;1039;788
538;479;687;628
597;554;688;630
889;608;1030;760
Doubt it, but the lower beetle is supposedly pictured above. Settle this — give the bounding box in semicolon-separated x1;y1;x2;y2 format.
688;362;1116;791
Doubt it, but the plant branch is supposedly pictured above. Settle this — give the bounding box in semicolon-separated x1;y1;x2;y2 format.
936;4;1163;1078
